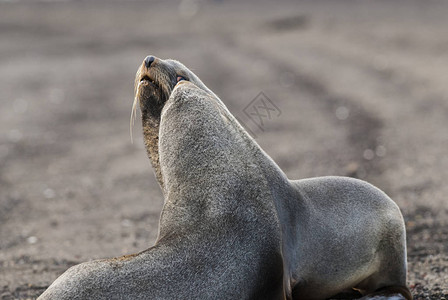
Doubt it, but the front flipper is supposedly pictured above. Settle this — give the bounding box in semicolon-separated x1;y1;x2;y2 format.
328;288;363;299
358;286;413;300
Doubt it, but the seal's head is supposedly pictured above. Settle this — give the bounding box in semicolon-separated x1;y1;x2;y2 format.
132;56;212;124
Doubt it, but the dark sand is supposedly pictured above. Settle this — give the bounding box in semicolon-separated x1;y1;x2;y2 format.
0;0;447;299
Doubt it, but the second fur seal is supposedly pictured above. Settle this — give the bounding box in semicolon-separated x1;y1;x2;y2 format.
38;56;412;300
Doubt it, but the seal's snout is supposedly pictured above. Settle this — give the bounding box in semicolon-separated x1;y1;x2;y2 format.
145;56;155;68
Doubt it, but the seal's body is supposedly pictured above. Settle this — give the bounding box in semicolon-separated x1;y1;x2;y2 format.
38;57;411;300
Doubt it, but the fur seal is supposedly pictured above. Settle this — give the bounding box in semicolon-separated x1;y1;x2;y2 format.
38;56;412;300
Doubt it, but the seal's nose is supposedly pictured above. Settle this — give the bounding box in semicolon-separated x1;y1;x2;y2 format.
145;56;155;68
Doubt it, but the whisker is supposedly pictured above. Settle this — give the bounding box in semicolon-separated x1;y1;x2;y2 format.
130;83;142;143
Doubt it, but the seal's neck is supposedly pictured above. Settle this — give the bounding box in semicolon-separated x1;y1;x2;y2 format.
156;85;294;235
141;113;164;190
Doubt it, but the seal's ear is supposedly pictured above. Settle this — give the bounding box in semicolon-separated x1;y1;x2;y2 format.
177;75;187;83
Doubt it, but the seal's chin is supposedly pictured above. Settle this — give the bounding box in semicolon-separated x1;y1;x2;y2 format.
136;69;163;98
136;79;167;113
130;76;169;143
137;71;172;106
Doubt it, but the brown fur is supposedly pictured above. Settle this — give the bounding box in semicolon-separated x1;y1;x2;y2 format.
134;61;169;189
142;116;163;188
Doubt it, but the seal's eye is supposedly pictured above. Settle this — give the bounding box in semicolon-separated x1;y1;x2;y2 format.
177;76;187;83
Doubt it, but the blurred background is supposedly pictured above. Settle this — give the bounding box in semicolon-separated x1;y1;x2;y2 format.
0;0;447;298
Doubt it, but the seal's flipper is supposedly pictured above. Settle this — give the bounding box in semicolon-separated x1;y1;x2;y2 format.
328;288;363;299
359;286;413;300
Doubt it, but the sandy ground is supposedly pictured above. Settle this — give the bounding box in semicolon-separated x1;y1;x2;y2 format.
0;0;447;299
